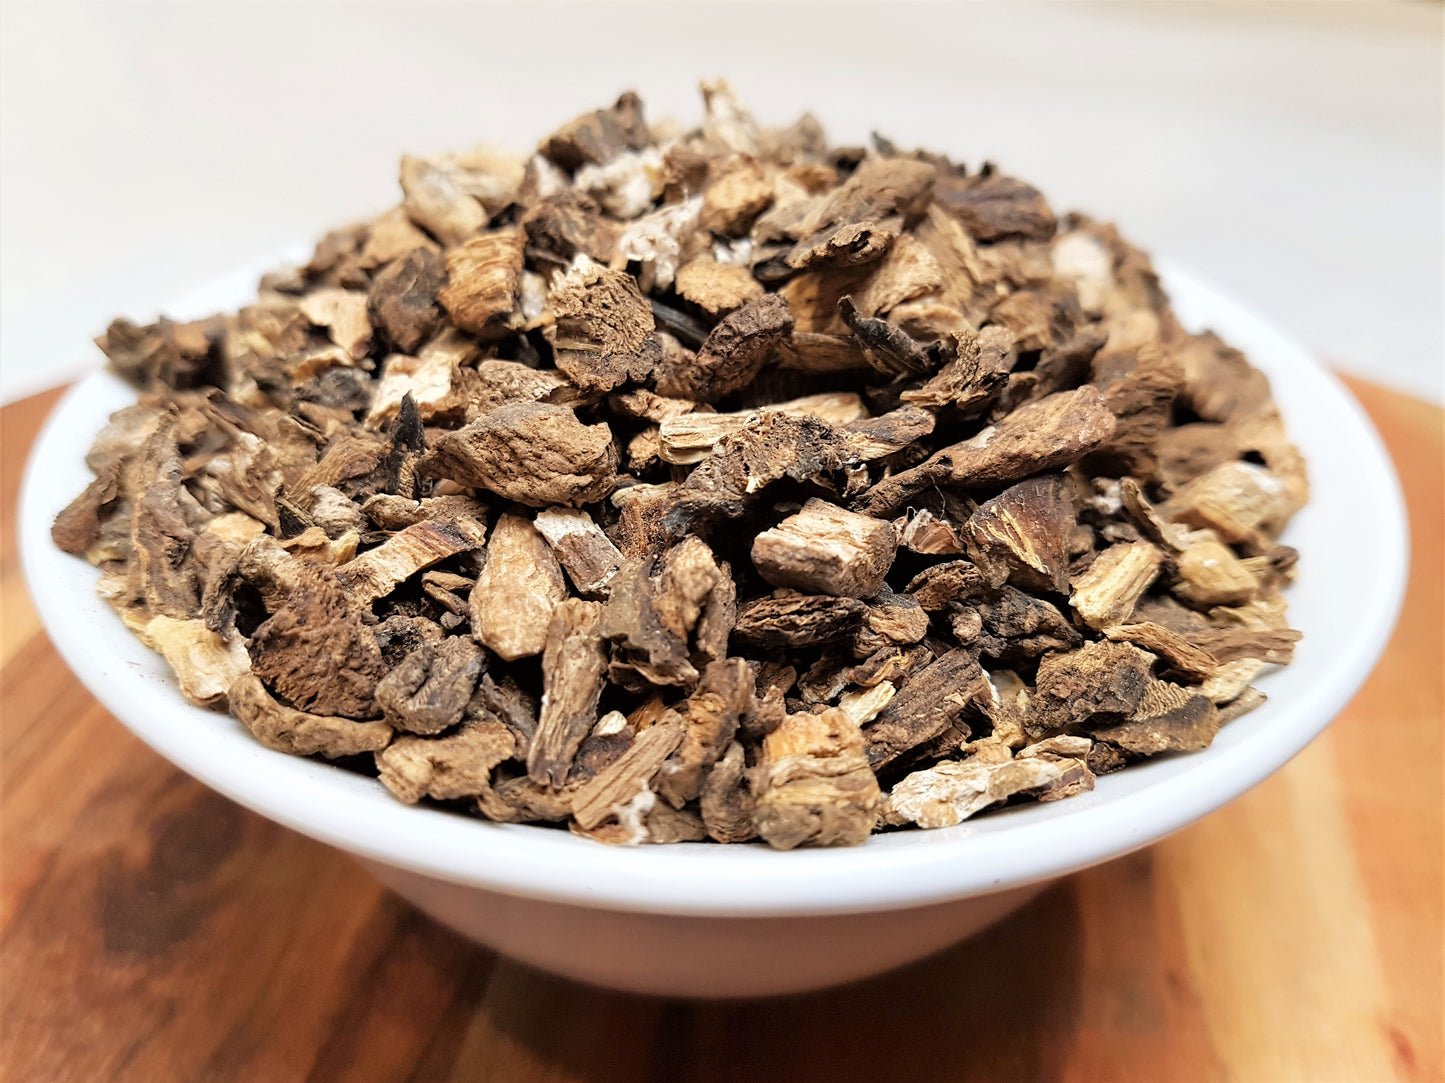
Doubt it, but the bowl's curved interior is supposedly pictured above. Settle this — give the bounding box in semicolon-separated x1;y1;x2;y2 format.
19;261;1408;918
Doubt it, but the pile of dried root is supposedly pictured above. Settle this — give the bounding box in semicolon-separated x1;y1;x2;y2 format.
53;82;1305;848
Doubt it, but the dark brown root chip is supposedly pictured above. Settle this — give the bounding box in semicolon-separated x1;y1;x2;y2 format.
732;593;867;650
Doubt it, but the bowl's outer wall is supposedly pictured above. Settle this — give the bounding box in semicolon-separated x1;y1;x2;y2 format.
363;862;1048;997
19;261;1409;919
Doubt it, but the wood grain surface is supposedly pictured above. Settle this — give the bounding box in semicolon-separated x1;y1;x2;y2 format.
1;378;1440;1083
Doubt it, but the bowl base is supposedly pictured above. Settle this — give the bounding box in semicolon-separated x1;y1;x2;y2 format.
363;861;1048;998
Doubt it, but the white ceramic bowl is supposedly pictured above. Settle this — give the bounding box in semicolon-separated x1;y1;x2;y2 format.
20;262;1407;998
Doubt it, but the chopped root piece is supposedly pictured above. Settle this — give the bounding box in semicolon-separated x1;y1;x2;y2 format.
528;599;609;786
882;750;1087;829
854;588;930;656
674;257;765;314
1217;686;1268;724
1173;533;1259;607
658;392;865;466
572;712;686;829
470;511;568;661
700;740;755;843
843;406;937;461
856;386;1117;517
375;636;485;735
1165;461;1295;546
230;673;392;759
864;648;990;768
145;615;251;706
752;708;882;850
366;353;467;428
439;229;525;336
655;293;794;402
1027;639;1156;740
837;681;896;728
1201;657;1268;704
533;507;624;597
655;658;754;807
377;718;514;803
965;474;1074;592
897;510;964;555
546;258;657;392
786;156;936;271
424;402;617;507
751;498;898;598
299;289;372;360
369;248;447;354
241;537;389;720
602;536;732;688
339;516;486;604
1092;680;1219;755
732;593;867;650
1102;622;1220;682
667;411;855;530
1069;540;1162;629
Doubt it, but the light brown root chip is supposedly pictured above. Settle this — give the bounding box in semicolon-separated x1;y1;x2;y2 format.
545;258;657;392
438;228;525;336
424;402;617;507
655;657;754;807
675;257;765;315
1069;540;1162;629
882;748;1088;829
339;516;486;604
1217;686;1267;724
532;507;625;597
842;406;937;461
298;288;372;360
752;707;882;850
1165;461;1295;546
529;599;608;786
572;712;686;830
1173;533;1259;607
896;509;964;555
853;588;930;656
1201;657;1267;704
1102;622;1220;682
230;673;392;758
377;718;514;803
658;392;865;466
144;615;251;706
752;498;898;599
470;510;568;661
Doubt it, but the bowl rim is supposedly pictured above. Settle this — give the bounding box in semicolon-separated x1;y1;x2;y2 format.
19;260;1409;918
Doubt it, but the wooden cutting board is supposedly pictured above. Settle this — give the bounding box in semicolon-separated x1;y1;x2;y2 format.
1;377;1439;1083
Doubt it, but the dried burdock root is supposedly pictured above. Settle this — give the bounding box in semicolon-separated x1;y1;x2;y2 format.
56;80;1305;848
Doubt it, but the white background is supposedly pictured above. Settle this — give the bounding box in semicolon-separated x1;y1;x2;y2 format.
2;0;1440;404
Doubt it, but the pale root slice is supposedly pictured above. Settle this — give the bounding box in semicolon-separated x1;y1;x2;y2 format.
751;498;898;599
